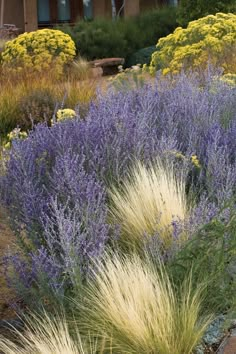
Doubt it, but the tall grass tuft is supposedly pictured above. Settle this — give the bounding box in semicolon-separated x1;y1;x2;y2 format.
0;312;101;354
109;159;188;250
80;253;212;354
0;63;97;136
0;38;7;52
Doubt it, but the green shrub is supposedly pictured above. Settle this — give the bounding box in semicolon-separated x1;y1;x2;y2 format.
125;46;156;67
61;18;127;60
60;7;177;61
149;13;236;76
1;29;76;76
178;0;236;27
168;201;236;314
133;6;178;48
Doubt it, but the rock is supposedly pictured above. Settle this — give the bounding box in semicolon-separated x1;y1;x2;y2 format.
89;58;125;76
0;24;20;39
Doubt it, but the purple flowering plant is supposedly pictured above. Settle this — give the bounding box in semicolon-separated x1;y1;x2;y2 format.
1;69;236;308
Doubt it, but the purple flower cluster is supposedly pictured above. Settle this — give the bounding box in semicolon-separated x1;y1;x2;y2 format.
1;70;236;302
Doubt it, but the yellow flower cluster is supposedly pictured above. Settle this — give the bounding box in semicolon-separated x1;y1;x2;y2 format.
4;128;28;149
149;13;236;76
1;29;76;76
220;74;236;86
191;155;201;169
56;108;76;123
165;150;201;169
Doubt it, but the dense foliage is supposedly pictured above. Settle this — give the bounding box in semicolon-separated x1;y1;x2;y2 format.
150;13;236;76
125;46;156;68
1;29;76;76
60;6;177;62
169;201;236;313
1;71;236;308
177;0;236;26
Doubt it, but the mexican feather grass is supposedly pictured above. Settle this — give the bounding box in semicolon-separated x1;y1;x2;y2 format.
110;159;189;250
0;312;100;354
80;253;213;354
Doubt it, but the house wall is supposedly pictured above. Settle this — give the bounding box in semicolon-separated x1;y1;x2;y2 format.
93;0;142;18
93;0;112;18
93;0;106;17
24;0;38;32
2;0;24;30
1;0;172;34
124;0;140;17
140;0;170;11
140;0;157;11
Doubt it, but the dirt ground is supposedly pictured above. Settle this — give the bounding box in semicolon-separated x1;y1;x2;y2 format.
0;207;17;321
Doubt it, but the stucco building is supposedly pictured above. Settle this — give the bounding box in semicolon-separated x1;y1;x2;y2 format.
0;0;177;33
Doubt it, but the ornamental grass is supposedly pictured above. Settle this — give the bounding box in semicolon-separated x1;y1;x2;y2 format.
0;65;97;136
79;253;212;354
109;159;189;250
0;312;101;354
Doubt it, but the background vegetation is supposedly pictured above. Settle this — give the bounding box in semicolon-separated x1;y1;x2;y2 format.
60;6;177;63
177;0;236;26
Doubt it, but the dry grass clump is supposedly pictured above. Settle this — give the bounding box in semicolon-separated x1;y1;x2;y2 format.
0;38;7;52
65;57;93;82
0;312;100;354
0;62;97;135
109;159;188;250
80;253;212;354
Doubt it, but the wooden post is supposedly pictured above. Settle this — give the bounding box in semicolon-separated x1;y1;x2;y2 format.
23;0;38;32
0;0;4;27
124;0;140;17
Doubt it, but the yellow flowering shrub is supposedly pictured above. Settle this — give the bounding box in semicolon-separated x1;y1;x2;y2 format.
165;150;201;169
1;29;76;76
52;108;76;125
150;13;236;76
4;128;28;149
220;74;236;86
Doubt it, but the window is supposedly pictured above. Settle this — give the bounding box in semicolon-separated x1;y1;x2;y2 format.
37;0;83;25
168;0;178;5
83;0;93;19
37;0;50;23
57;0;71;22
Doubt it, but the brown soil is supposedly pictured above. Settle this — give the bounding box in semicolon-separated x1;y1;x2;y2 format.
0;207;17;321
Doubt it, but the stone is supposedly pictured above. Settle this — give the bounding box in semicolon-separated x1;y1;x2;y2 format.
89;57;125;76
0;24;20;39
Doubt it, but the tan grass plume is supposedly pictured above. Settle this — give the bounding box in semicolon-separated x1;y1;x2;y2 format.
0;311;99;354
110;159;189;250
81;253;212;354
